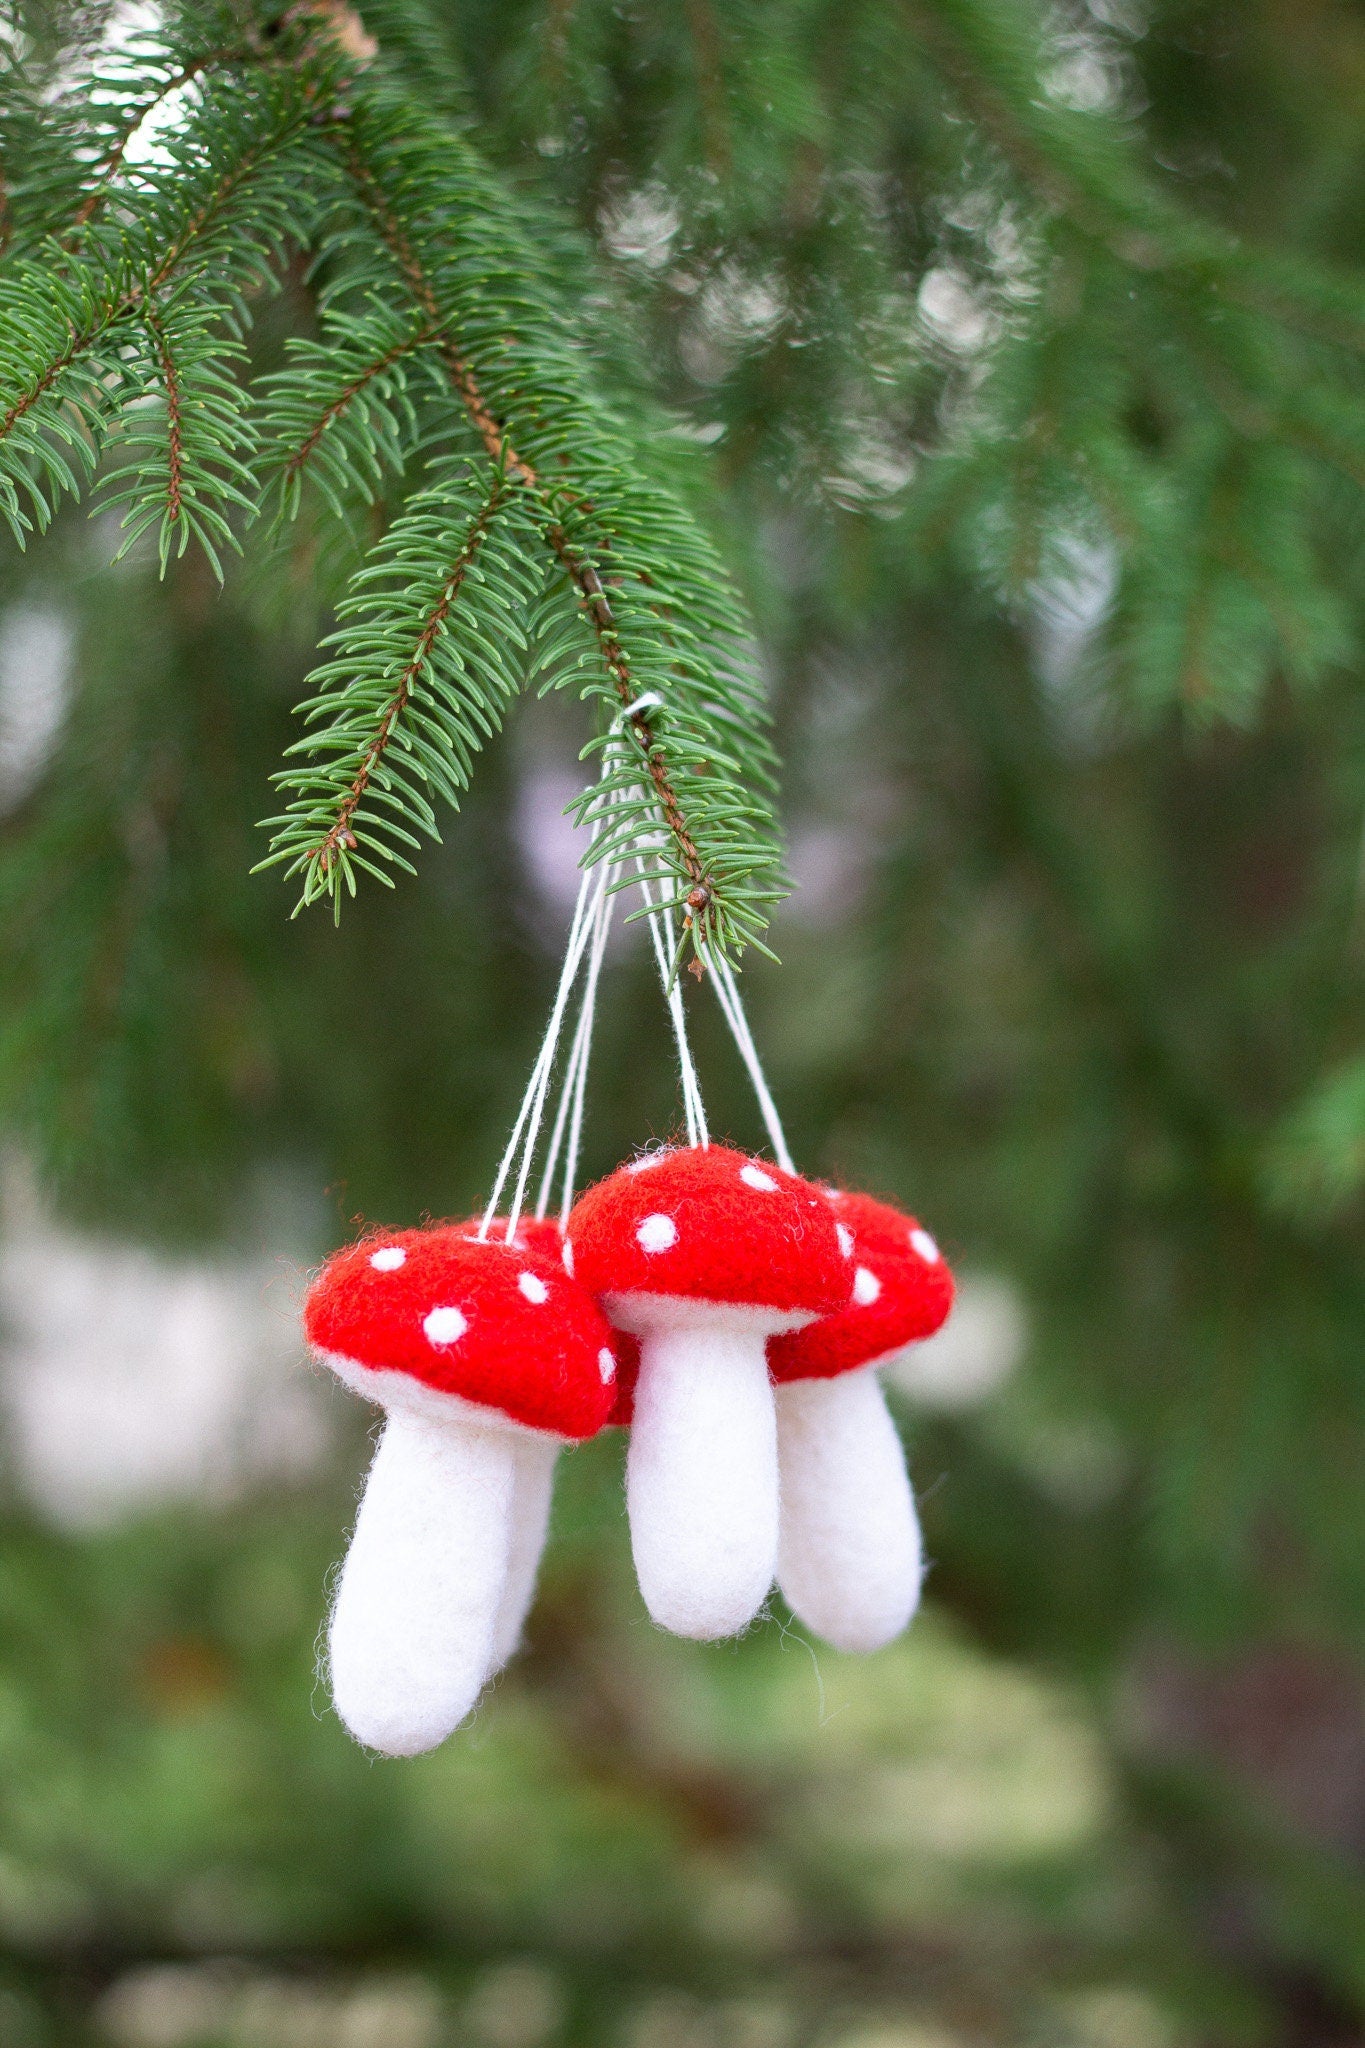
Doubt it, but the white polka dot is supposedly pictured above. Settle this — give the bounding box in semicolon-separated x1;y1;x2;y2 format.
627;1150;671;1174
637;1213;678;1254
740;1163;778;1192
853;1266;881;1307
835;1222;854;1259
518;1271;549;1305
561;1239;575;1276
598;1348;616;1384
821;1186;841;1201
369;1246;405;1272
423;1306;467;1346
910;1228;941;1264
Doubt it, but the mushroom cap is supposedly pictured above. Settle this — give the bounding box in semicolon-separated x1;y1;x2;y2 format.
507;1214;568;1266
603;1325;642;1426
303;1227;618;1439
455;1214;640;1421
450;1213;570;1269
826;1189;949;1274
769;1192;954;1383
567;1144;851;1324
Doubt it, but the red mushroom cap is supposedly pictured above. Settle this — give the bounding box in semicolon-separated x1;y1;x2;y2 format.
507;1214;567;1266
603;1327;641;1426
769;1191;954;1383
824;1190;948;1274
303;1227;617;1439
451;1212;570;1270
566;1145;851;1322
454;1214;641;1423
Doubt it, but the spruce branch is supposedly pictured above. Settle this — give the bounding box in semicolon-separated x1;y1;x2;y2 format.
257;454;542;915
300;89;781;955
258;300;444;520
0;5;786;959
97;297;258;577
0;67;327;547
61;45;245;253
330;120;537;485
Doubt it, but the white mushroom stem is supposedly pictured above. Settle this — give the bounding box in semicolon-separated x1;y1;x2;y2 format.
611;1296;785;1640
328;1393;516;1756
486;1432;560;1676
774;1367;923;1653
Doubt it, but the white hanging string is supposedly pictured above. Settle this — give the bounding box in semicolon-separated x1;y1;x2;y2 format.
558;869;617;1221
480;711;721;1237
477;851;602;1242
504;862;616;1238
702;942;795;1173
534;856;616;1225
600;714;710;1148
636;857;708;1147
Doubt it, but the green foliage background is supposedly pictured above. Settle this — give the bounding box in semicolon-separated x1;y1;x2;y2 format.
4;3;1365;2045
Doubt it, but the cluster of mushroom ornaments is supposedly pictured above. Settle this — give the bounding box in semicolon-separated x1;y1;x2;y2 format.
304;1144;954;1758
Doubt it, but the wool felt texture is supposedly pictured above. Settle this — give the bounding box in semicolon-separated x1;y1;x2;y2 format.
451;1214;629;1662
619;1302;783;1639
304;1227;616;1439
605;1330;641;1427
486;1430;560;1676
769;1197;955;1384
512;1215;570;1265
598;1184;951;1417
461;1212;642;1423
451;1214;567;1264
774;1368;923;1653
828;1189;954;1284
327;1400;517;1754
567;1145;853;1318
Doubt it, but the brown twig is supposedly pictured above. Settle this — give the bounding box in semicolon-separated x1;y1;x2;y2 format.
61;0;377;257
547;523;709;903
144;308;183;526
0;330;90;444
281;323;437;487
63;49;239;253
337;134;535;483
311;480;505;877
332;122;715;915
0;105;312;456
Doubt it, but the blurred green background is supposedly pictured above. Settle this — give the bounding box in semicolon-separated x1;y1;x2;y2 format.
6;2;1365;2044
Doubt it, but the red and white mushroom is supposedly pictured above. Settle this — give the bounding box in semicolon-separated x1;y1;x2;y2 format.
566;1146;851;1639
768;1191;954;1651
304;1227;615;1754
452;1212;625;1675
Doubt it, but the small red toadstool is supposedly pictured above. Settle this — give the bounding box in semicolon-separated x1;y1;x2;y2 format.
767;1189;954;1653
566;1145;852;1639
304;1227;616;1754
452;1211;627;1673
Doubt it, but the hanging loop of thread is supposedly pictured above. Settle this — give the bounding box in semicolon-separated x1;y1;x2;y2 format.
477;853;603;1242
479;756;625;1240
534;856;617;1227
479;727;722;1239
602;716;711;1147
700;940;793;1173
636;855;708;1148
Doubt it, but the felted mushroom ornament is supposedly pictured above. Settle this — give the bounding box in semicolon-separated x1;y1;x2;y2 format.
566;1145;852;1640
768;1190;954;1652
451;1211;633;1676
304;1227;616;1755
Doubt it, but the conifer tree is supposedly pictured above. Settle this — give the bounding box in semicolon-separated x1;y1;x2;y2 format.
0;0;784;957
7;5;1365;2045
